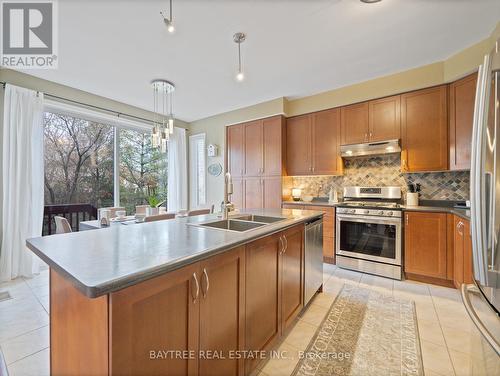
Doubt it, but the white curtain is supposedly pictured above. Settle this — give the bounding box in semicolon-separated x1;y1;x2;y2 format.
167;127;188;212
0;84;45;281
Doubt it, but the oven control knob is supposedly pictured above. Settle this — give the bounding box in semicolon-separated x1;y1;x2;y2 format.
364;209;370;214
349;209;356;214
387;211;393;216
378;210;384;215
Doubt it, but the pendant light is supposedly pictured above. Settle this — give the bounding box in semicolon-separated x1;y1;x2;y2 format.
233;32;246;82
151;79;175;153
161;0;175;33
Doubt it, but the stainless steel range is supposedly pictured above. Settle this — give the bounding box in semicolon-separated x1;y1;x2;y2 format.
336;186;402;280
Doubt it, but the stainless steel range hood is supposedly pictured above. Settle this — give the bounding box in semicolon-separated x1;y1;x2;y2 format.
340;139;401;158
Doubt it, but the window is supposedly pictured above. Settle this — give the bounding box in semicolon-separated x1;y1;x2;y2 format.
119;128;168;214
43;111;115;208
43;104;167;216
189;133;206;209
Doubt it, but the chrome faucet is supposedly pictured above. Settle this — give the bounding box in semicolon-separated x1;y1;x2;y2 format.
221;172;235;219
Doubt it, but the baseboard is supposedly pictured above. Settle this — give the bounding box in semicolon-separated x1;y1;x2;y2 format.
323;256;335;264
405;273;455;288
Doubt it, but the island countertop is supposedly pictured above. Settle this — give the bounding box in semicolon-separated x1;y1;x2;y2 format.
27;209;323;298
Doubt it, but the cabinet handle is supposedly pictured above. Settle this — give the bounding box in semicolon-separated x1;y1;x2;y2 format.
202;268;210;298
365;133;368;141
279;236;284;254
369;132;373;139
405;214;409;226
457;221;464;236
192;273;200;303
283;235;288;254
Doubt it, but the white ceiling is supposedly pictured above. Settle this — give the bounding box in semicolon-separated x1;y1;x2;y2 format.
24;0;500;122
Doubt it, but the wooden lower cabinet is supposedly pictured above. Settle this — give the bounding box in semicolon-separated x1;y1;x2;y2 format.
453;216;474;288
304;205;335;263
281;225;304;331
50;226;307;376
245;233;282;373
404;211;473;288
404;212;449;281
198;249;246;376
110;263;201;376
245;224;305;373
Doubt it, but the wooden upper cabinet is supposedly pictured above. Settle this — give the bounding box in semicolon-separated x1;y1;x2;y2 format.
286;115;312;175
312;108;342;175
449;73;477;170
227;124;244;177
281;225;304;331
110;263;200;376
369;95;401;142
199;247;245;376
245;233;282;373
341;102;369;145
263;116;283;176
401;86;448;172
404;212;448;279
244;121;263;176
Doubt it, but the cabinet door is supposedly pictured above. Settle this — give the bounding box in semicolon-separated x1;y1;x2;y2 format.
404;212;448;279
232;178;245;210
312;109;342;175
453;216;465;287
244;121;263;176
463;220;474;284
401;86;448;172
110;263;200;376
341;102;369;145
369;95;401;142
244;178;263;209
281;225;304;331
286;115;312;175
306;206;335;261
227;124;244;177
262;177;282;209
245;233;282;373
199;247;245;376
263;116;283;176
449;74;477;170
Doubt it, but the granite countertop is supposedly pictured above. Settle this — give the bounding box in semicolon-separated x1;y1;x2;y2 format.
27;209;323;298
283;199;470;220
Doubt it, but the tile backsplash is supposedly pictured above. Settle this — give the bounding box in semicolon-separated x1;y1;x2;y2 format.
288;155;470;201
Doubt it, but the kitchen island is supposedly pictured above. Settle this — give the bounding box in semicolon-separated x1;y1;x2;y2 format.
26;209;323;376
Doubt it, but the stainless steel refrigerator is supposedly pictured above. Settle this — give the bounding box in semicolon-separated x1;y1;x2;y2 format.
465;38;500;374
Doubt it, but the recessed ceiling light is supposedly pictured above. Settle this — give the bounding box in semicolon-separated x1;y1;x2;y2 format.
360;0;382;3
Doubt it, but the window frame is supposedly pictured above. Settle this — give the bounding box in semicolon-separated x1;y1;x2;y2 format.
43;99;158;209
189;133;207;209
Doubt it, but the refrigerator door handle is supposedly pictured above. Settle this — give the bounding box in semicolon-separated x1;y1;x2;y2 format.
461;284;500;355
471;57;489;285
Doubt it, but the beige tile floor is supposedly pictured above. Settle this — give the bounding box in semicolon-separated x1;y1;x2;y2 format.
0;264;474;376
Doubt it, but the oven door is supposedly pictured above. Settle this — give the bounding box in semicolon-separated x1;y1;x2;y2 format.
336;214;402;265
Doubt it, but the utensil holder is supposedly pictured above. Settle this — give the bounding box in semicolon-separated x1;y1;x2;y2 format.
406;192;419;206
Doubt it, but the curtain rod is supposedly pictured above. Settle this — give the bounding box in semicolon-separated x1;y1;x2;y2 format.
0;80;154;125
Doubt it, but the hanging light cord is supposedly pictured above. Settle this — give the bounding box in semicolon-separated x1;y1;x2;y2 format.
238;41;242;73
169;0;173;22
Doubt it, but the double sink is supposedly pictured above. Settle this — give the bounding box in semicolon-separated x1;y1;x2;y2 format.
189;214;286;232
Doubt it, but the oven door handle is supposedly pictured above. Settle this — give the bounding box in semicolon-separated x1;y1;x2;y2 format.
336;214;402;226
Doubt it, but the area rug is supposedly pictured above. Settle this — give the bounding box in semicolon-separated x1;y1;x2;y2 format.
292;284;424;376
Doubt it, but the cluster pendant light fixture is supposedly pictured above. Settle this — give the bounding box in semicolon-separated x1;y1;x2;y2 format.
161;0;175;33
233;32;246;82
151;79;175;153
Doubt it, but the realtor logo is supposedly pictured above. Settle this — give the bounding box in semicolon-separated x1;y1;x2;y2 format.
1;0;58;68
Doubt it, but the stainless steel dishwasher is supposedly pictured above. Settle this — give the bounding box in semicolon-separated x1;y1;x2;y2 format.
304;217;324;306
